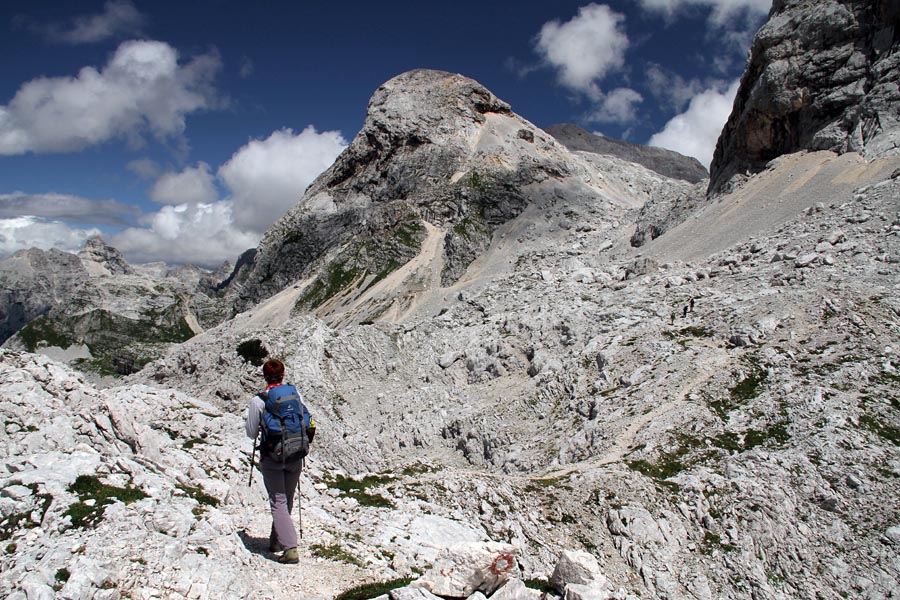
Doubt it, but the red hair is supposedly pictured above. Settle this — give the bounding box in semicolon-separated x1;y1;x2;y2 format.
262;359;284;384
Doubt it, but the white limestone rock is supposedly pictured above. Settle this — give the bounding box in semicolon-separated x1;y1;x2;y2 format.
550;550;606;590
413;541;519;597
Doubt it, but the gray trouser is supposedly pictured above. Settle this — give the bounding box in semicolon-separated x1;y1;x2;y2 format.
260;455;303;549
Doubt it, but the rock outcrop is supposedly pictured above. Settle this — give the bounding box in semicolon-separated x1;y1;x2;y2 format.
710;0;900;194
226;70;649;324
546;124;709;184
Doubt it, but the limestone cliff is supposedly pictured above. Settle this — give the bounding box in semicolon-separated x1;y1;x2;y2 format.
710;0;900;194
0;237;218;376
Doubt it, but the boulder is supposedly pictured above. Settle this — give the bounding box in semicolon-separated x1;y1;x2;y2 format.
490;579;541;600
550;550;606;591
412;542;519;597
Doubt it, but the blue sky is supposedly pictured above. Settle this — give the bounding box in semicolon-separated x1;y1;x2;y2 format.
0;0;770;267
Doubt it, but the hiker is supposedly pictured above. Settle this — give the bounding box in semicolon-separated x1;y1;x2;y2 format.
689;297;695;312
245;358;311;564
683;304;689;318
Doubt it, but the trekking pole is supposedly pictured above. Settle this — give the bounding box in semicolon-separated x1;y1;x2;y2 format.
247;433;258;487
297;478;303;539
297;456;305;539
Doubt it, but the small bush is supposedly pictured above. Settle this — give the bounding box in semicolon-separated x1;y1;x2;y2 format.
236;339;269;366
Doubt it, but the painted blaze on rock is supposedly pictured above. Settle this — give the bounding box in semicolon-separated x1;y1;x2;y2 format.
412;541;519;597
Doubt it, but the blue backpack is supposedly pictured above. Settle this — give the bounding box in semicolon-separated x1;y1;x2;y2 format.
259;384;310;462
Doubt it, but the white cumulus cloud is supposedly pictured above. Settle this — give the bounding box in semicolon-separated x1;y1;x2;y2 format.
638;0;771;25
110;202;258;268
103;125;347;266
0;124;346;267
220;126;347;233
591;87;644;123
39;0;146;44
535;3;629;98
149;162;218;205
0;40;221;155
648;79;740;168
0;216;101;256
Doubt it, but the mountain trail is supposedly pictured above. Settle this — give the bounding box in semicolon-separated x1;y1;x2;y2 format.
231;493;379;599
541;341;731;479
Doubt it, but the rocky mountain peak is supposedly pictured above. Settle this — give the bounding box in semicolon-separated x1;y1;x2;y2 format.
710;0;900;194
367;69;512;139
77;235;134;276
228;69;612;319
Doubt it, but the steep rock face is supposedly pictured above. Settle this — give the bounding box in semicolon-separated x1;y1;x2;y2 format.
0;248;89;343
546;123;709;184
227;70;632;321
710;0;900;194
0;238;223;376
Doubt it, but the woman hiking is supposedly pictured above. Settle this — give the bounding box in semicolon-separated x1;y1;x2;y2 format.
245;358;310;564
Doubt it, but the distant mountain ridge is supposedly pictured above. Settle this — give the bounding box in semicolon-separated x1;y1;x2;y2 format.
545;123;709;184
0;236;226;376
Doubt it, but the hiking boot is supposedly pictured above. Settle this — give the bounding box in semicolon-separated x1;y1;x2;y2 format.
279;547;299;564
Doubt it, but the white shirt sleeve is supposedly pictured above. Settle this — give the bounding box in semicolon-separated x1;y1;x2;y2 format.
245;395;265;440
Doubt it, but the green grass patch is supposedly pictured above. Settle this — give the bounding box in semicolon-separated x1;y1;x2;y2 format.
701;531;736;554
310;543;364;567
400;463;438;477
298;262;363;310
743;423;791;449
394;219;425;249
361;260;399;294
17;316;77;351
729;368;767;402
524;578;556;594
1;511;35;542
177;484;220;507
524;475;573;493
628;424;790;483
335;578;415;600
65;475;148;529
325;474;395;508
0;485;52;541
707;364;768;419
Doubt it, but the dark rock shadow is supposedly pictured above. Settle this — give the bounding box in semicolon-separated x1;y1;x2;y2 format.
237;529;276;561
